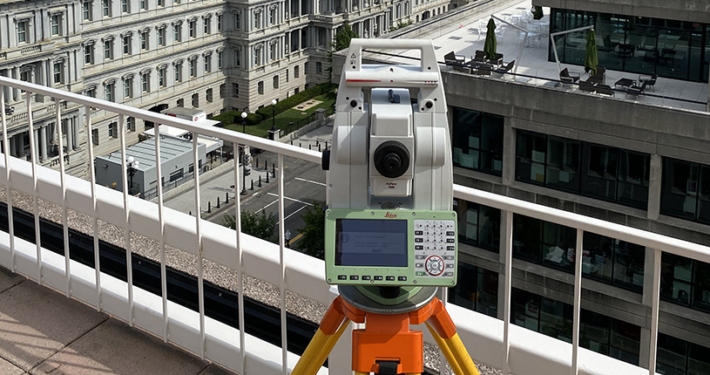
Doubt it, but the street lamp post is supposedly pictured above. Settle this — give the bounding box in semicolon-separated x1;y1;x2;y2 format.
126;156;140;196
270;99;277;132
285;230;292;248
241;111;247;134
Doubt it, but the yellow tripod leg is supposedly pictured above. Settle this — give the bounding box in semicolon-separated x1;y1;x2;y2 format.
305;319;351;375
426;322;464;375
443;333;480;375
354;372;368;375
291;327;332;375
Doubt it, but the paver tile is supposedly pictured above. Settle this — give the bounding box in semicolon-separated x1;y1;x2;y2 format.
198;363;239;375
0;266;25;294
31;319;208;375
0;356;24;375
0;281;107;371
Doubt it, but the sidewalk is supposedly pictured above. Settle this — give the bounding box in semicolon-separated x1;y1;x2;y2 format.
0;266;236;375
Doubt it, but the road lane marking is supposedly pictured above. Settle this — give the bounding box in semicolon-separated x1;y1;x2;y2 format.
288;232;304;245
260;199;279;212
276;205;309;226
295;177;327;187
267;193;314;206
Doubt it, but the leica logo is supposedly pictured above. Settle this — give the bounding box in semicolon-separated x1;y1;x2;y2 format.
385;212;397;218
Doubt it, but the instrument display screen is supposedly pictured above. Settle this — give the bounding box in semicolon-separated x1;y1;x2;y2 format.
335;219;408;267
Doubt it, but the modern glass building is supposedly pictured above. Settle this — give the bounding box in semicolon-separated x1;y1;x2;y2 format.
549;9;710;82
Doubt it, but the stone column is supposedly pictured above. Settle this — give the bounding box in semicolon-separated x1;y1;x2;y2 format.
40;126;47;161
66;120;74;151
12;67;19;101
18;132;25;157
497;210;511;321
298;0;302;17
33;128;39;161
647;154;662;220
502;122;515;186
638;245;657;371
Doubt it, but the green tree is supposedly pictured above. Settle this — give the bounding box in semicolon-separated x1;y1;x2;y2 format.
295;202;326;259
334;22;359;52
532;6;543;20
223;210;277;243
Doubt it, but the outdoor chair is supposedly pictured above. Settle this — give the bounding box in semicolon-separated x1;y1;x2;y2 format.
640;74;657;92
587;67;606;85
494;60;515;78
473;50;487;62
487;53;503;66
596;84;615;96
599;35;618;52
579;79;597;93
625;81;647;99
559;68;580;84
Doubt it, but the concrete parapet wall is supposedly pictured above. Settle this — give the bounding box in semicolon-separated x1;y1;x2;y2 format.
534;0;710;23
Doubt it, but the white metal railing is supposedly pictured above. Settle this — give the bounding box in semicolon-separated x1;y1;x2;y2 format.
1;75;709;375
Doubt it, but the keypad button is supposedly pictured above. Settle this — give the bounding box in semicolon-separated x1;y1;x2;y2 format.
350;275;359;280
416;263;424;268
444;256;455;260
398;276;407;282
362;275;371;280
447;231;455;236
415;255;426;260
415;245;423;250
447;246;455;251
416;271;426;276
446;264;454;268
338;275;347;280
374;276;383;281
446;239;455;243
444;272;454;277
415;238;423;243
386;276;395;281
415;230;423;235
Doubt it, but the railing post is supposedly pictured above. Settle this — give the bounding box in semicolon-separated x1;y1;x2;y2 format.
277;153;288;374
503;210;513;374
571;229;583;375
0;86;16;273
232;141;247;374
649;248;662;375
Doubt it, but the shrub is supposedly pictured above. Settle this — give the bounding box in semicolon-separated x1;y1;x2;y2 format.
213;111;263;126
256;82;336;120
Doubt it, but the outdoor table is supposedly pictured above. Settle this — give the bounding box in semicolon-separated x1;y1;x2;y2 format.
614;78;635;88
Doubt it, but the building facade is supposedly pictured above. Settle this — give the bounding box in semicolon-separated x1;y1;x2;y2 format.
1;0;449;178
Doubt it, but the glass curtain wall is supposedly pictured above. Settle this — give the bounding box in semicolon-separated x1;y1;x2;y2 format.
660;158;710;225
657;333;710;375
448;263;499;318
661;253;710;313
550;9;709;82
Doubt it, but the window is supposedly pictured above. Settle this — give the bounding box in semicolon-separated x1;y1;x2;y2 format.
217;15;222;31
204;18;211;34
253;12;261;29
583;232;645;292
124;77;132;98
204;55;211;73
219;84;225;98
17;21;27;43
127;117;135;131
234;49;241;66
174;63;182;82
108;122;118;138
158;28;165;46
661;253;710;312
452;108;503;176
661;158;710;224
20;70;31;85
53;63;62;84
84;45;94;64
191;93;198;107
123;36;131;55
448;263;498;318
104;40;113;60
516;130;650;209
511;288;572;343
257;81;264;95
454;198;500;252
174;24;181;43
294;65;299;78
121;0;128;13
234;13;240;29
86;88;96;98
286;69;289;82
141;72;149;92
316;62;322;74
189;20;196;38
190;59;196;78
270;43;276;61
206;88;213;102
513;214;577;272
105;82;114;102
83;1;92;21
269;8;276;25
102;0;110;17
657;333;710;375
140;0;146;10
51;14;60;36
141;31;148;50
157;0;163;6
218;50;223;69
177;98;184;107
232;82;239;97
158;68;166;87
92;128;99;145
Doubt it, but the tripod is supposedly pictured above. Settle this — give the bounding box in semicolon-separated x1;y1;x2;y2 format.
291;286;480;375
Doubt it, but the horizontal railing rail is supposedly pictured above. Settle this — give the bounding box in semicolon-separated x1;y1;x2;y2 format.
1;74;708;375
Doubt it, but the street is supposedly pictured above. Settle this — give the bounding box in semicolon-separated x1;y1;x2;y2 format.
207;150;327;248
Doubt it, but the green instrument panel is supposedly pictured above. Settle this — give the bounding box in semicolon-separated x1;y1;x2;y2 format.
324;209;458;287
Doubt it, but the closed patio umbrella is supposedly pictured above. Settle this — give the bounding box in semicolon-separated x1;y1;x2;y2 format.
584;29;598;75
484;18;497;60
